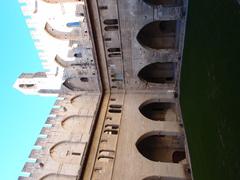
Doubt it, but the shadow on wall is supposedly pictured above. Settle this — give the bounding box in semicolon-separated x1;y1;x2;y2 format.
143;0;182;6
136;133;186;162
143;176;184;180
137;21;177;49
139;100;176;121
138;62;175;84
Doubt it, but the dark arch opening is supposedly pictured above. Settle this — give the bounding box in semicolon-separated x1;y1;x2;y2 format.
172;151;186;163
139;101;175;121
136;134;185;162
143;176;183;180
143;176;161;180
137;20;177;49
138;62;175;83
63;78;84;91
143;0;182;6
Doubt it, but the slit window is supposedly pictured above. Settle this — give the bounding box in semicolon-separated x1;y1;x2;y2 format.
105;124;119;129
112;78;123;82
74;53;82;58
80;77;88;82
98;155;114;161
109;105;122;108
104;25;118;31
104;129;118;135
108;48;121;52
109;109;122;113
103;19;118;25
108;53;121;58
72;152;81;156
19;84;35;88
99;6;108;10
104;37;112;41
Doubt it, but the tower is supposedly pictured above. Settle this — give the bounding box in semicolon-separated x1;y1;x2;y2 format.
16;0;192;179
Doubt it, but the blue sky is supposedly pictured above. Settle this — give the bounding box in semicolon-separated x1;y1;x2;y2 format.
0;1;56;179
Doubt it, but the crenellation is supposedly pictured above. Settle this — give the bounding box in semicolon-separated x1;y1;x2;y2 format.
15;0;192;179
22;162;36;174
18;176;32;180
29;149;40;159
17;90;101;178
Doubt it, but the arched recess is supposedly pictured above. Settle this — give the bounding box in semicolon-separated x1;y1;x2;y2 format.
143;177;161;180
40;173;76;180
55;55;72;68
45;22;79;40
143;176;183;180
63;77;87;91
136;133;185;162
143;0;182;6
138;62;175;83
50;141;83;164
137;20;177;49
139;100;176;121
70;95;82;105
61;115;92;133
41;0;78;4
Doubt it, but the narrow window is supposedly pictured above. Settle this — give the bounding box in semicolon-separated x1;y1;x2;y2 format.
109;104;122;108
109;109;121;113
99;6;108;10
80;77;88;82
103;19;118;25
108;53;121;58
104;26;118;31
104;37;112;41
112;78;123;82
108;48;121;52
74;53;82;58
104;129;118;135
19;84;35;88
105;124;119;129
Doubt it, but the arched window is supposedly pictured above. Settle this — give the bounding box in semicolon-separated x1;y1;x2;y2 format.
139;100;176;121
136;133;185;162
137;21;177;49
138;62;175;83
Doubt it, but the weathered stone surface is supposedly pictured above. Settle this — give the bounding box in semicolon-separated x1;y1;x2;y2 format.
16;0;192;179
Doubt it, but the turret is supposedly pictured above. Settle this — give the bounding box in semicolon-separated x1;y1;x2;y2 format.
13;72;61;96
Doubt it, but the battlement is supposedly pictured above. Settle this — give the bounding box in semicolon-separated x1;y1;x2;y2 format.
15;0;100;96
16;0;193;179
18;0;87;74
19;93;101;179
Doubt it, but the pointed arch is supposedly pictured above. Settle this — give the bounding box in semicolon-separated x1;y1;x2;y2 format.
45;22;79;40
